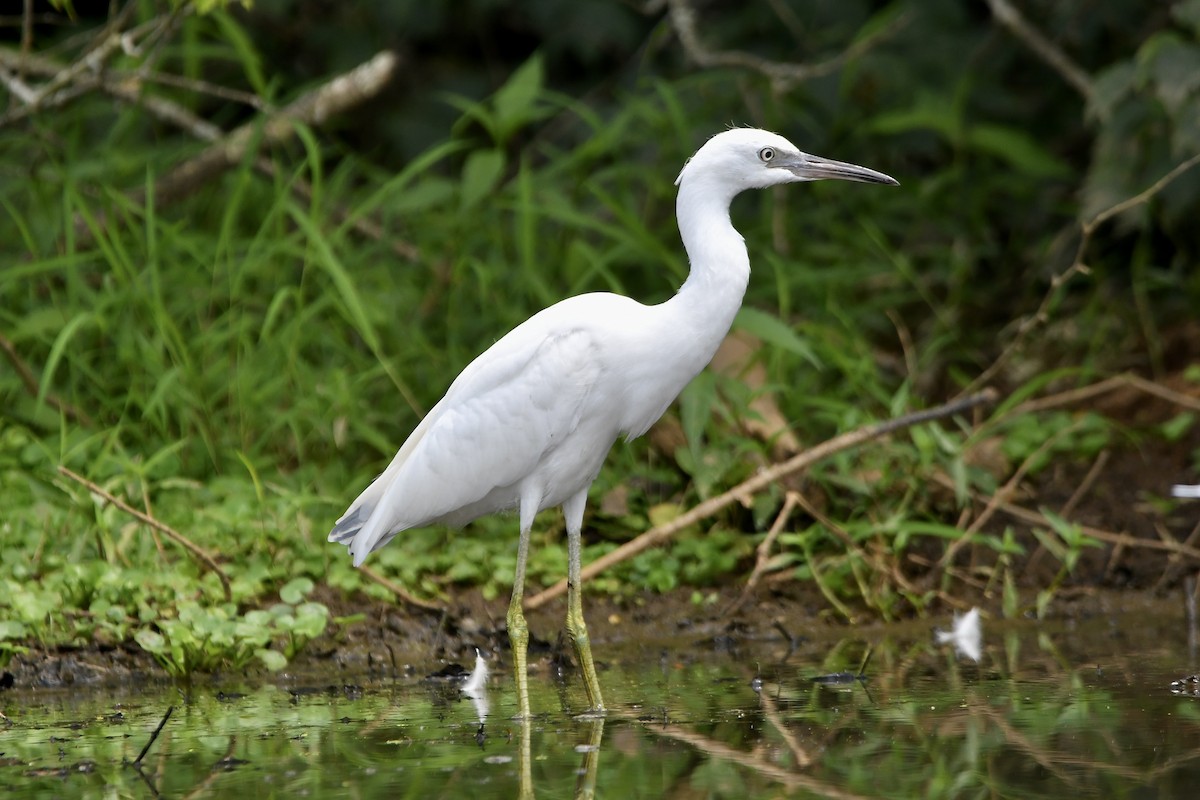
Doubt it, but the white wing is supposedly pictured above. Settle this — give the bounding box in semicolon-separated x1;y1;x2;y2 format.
330;316;606;566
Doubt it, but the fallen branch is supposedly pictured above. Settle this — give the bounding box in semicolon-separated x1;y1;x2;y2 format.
0;43;418;262
358;564;444;613
73;49;400;247
1005;372;1200;419
525;389;998;610
940;420;1083;568
723;491;799;617
931;472;1200;563
57;465;231;601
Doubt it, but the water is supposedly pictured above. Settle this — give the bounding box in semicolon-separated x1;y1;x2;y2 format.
3;597;1200;798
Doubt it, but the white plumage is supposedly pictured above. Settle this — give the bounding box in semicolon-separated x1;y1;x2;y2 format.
330;128;897;717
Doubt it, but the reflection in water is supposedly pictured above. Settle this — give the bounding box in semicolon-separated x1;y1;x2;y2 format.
6;601;1200;798
935;606;983;661
462;647;490;725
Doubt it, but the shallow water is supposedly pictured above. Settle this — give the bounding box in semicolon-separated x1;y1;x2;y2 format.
4;597;1200;798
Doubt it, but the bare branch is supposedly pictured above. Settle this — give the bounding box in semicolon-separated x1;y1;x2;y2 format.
983;0;1094;100
358;564;444;613
72;50;401;249
665;0;908;93
960;152;1200;399
525;389;998;611
57;465;232;601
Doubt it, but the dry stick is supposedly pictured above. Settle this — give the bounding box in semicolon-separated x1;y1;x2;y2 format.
57;465;232;601
358;564;443;613
960;152;1200;401
635;718;868;798
983;0;1094;100
0;1;141;126
1006;373;1200;419
758;686;813;769
723;491;800;617
792;488;922;599
0;331;95;427
1059;449;1110;519
525;388;998;611
72;49;400;247
1153;519;1200;593
0;42;419;262
930;473;1200;562
939;420;1082;568
665;0;909;93
133;705;174;765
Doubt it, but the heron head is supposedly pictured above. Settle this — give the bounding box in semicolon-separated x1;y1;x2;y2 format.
675;127;897;193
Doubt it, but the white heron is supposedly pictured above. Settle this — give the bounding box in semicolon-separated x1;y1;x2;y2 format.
330;127;897;718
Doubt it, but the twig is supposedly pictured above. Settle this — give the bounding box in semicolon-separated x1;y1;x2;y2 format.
0;44;418;261
1059;449;1109;519
792;488;922;600
932;472;1200;562
665;0;908;93
940;420;1082;568
73;49;400;246
961;153;1200;399
56;465;232;601
982;0;1093;100
0;331;95;427
758;685;813;768
133;705;174;765
525;389;998;610
1085;151;1200;234
635;716;868;798
724;491;800;616
1005;373;1200;418
0;1;141;126
358;564;444;613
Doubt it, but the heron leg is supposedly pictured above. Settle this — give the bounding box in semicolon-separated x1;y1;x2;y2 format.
564;489;605;713
507;520;533;721
509;488;541;721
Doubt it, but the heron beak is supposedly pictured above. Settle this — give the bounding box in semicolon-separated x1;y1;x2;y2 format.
777;152;899;186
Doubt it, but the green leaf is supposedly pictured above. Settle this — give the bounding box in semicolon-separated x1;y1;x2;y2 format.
966;124;1071;179
256;648;288;671
0;620;27;640
461;149;506;211
1160;412;1196;443
211;11;268;95
493;54;544;141
1150;40;1200;115
1087;62;1136;122
280;577;315;605
678;371;717;452
38;310;96;407
134;629;167;655
733;307;820;367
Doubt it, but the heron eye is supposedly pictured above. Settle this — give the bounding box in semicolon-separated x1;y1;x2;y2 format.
758;147;775;162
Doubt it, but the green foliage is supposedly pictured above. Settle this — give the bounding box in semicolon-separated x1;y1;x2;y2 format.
133;582;329;679
0;0;1196;671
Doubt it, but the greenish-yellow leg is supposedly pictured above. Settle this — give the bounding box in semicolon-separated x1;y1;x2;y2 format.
564;491;605;713
508;521;533;721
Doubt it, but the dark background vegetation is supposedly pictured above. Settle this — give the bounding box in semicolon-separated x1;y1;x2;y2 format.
1;0;1199;674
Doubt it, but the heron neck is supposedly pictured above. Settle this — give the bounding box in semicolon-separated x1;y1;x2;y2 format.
667;180;751;358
